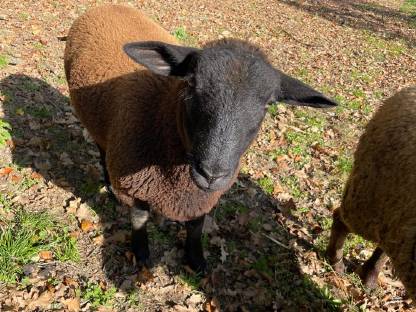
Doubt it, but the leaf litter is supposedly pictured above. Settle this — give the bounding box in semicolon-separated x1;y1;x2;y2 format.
0;0;416;311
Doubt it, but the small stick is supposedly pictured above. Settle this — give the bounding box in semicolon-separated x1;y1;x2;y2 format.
261;233;291;250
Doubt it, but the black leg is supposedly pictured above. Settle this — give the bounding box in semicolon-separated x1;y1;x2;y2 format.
184;215;206;273
131;205;152;268
97;145;111;186
356;247;387;289
326;209;349;273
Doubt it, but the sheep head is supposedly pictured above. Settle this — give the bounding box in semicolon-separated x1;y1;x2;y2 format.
124;39;337;192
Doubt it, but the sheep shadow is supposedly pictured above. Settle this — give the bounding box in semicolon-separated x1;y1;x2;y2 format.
280;0;416;47
0;74;340;311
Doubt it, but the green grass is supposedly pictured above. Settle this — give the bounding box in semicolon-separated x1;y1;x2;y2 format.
18;175;38;191
257;176;274;195
280;175;302;199
0;54;8;70
172;26;195;46
27;106;52;119
362;31;406;56
400;0;416;17
82;282;116;310
217;201;249;221
0;119;12;147
80;179;101;198
248;216;263;232
336;153;353;175
0;194;13;212
178;272;202;290
0;208;79;284
252;255;274;278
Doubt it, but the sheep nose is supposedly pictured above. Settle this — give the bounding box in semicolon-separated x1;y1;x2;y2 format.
197;163;229;183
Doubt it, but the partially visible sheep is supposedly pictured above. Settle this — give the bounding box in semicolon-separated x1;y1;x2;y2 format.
326;87;416;299
65;5;337;272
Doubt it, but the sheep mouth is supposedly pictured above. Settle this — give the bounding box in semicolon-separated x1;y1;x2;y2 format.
190;166;233;193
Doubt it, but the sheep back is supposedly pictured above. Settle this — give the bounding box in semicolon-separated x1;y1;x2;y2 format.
65;5;232;221
339;87;416;297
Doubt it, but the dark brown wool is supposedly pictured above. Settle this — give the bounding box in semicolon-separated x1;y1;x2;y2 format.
64;5;231;221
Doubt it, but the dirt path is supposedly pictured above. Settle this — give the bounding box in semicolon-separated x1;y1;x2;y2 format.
0;0;415;311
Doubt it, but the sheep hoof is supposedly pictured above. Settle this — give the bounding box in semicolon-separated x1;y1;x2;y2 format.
331;259;345;274
356;266;379;289
136;254;153;269
184;255;207;274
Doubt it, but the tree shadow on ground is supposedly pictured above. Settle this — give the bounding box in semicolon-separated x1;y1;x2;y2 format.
280;0;416;47
0;74;341;311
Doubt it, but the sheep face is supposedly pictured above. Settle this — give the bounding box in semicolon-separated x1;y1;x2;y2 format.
124;39;337;192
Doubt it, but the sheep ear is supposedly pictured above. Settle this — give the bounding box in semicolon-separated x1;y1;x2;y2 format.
273;70;337;108
123;41;200;77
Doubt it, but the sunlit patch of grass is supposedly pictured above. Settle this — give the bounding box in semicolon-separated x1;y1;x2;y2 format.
82;282;116;310
362;31;407;56
257;176;274;195
336;153;353;175
400;0;416;17
178;272;202;290
280;175;302;199
344;234;374;256
0;54;8;70
172;26;196;46
0;119;12;147
0;209;79;284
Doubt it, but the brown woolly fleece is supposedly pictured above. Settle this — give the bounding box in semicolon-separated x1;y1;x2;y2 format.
338;86;416;298
64;5;229;221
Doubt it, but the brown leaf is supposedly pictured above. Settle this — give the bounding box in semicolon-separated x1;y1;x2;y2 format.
92;234;105;245
28;290;53;309
137;267;153;284
0;166;13;176
63;297;80;312
80;219;94;232
30;172;43;180
10;174;21;183
63;276;79;288
39;250;53;260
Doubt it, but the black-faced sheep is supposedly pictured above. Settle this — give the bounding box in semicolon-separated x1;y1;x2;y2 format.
326;87;416;300
65;4;337;272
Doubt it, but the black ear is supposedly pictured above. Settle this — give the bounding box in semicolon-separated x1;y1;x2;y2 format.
274;70;337;108
123;41;200;77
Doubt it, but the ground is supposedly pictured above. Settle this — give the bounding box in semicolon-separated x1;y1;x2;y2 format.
0;0;416;311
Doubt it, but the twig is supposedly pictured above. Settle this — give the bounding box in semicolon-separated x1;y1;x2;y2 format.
261;233;291;250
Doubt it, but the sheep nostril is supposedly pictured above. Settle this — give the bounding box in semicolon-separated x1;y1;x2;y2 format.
197;164;229;183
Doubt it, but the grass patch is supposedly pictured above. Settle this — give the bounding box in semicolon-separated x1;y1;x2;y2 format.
80;179;101;198
362;31;406;56
172;26;195;46
0;208;79;284
257;176;274;195
0;119;12;147
27;106;52;119
82;282;116;310
178;272;202;290
216;201;249;222
336;153;353;175
0;194;13;212
280;175;302;199
0;54;8;70
400;0;416;17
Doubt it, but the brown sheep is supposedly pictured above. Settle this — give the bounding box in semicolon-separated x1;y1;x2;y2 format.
65;4;337;272
326;87;416;300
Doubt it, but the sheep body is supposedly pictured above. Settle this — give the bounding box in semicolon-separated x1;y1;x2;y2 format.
65;5;226;221
327;86;416;299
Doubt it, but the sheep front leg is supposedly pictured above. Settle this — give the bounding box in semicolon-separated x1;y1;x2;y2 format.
356;247;387;289
184;215;206;273
131;206;151;267
326;209;349;273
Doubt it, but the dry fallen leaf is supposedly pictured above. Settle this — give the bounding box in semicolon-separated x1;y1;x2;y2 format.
80;219;94;232
62;297;80;312
0;167;13;176
39;250;53;260
28;290;53;309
